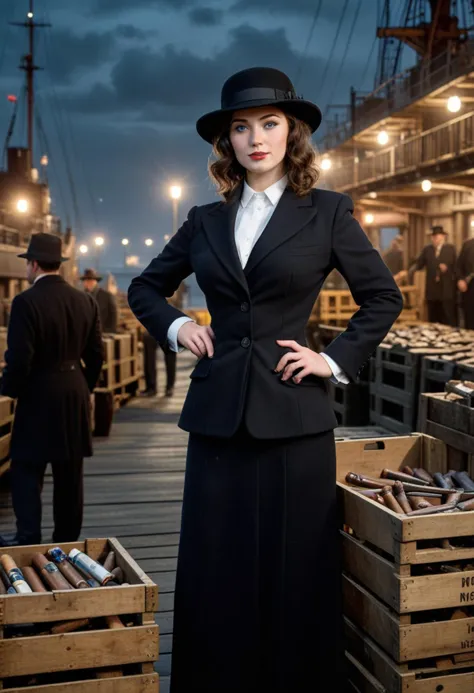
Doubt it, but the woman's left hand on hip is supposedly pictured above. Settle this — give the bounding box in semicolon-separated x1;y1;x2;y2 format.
275;340;332;383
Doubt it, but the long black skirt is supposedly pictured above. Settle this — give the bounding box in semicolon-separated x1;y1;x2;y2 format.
170;424;344;692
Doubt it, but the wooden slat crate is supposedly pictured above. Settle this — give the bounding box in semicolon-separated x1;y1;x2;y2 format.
418;393;474;462
345;618;474;693
0;395;14;478
336;434;474;668
0;537;159;691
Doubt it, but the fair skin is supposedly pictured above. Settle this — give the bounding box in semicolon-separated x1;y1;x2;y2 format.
83;278;98;292
26;260;59;285
177;106;331;381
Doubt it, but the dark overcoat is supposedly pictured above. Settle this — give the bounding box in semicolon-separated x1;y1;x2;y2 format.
415;243;457;301
1;275;104;460
90;286;118;333
128;187;403;438
457;237;474;329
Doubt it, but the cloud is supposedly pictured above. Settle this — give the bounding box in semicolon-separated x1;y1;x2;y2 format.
40;29;117;84
188;7;223;25
115;24;156;40
91;0;193;15
65;24;329;123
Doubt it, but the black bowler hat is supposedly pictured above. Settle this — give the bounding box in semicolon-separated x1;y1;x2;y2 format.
430;225;448;236
196;67;322;144
80;268;103;281
18;232;68;263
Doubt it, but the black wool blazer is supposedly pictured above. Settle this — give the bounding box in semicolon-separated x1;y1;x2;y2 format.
128;187;403;439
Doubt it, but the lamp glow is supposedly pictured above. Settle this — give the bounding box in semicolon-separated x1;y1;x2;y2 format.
121;238;129;246
94;236;104;247
364;213;375;224
16;199;28;213
79;244;88;254
421;179;432;192
321;157;332;171
169;185;182;200
447;95;461;113
145;238;153;247
377;130;389;145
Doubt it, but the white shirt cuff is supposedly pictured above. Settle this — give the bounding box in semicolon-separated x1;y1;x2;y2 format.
167;316;194;352
320;352;350;384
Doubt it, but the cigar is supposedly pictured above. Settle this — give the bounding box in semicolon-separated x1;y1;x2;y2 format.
31;554;73;591
381;469;429;486
453;471;474;492
110;567;124;584
355;488;383;499
393;481;411;514
408;496;432;510
440;565;462;573
380;486;405;514
413;468;434;484
22;566;48;593
433;472;451;489
0;555;33;594
103;551;116;572
402;466;414;476
445;491;463;506
51;618;91;635
407;504;459;516
458;499;474;511
106;615;125;629
48;548;88;589
346;473;388;489
406;491;443;498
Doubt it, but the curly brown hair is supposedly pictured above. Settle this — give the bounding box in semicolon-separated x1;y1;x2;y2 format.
208;113;320;201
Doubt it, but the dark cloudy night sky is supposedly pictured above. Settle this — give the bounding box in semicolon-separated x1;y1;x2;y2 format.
0;0;416;272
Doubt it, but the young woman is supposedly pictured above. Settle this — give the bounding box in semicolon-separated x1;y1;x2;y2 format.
128;67;403;693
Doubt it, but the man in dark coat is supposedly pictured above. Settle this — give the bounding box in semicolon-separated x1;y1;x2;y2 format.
383;235;405;281
457;236;474;329
411;226;457;325
0;233;104;546
81;268;118;333
140;282;188;397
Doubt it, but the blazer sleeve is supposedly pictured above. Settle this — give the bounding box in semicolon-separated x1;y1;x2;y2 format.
128;206;197;344
323;195;404;382
1;294;36;399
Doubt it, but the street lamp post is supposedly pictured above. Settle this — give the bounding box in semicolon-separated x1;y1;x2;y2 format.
94;236;104;271
121;238;129;267
169;185;182;236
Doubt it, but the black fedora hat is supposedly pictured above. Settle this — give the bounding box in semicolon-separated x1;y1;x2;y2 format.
196;67;322;144
18;232;68;263
80;268;102;282
430;225;448;236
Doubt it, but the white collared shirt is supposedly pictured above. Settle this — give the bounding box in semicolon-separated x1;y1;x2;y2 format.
166;176;348;383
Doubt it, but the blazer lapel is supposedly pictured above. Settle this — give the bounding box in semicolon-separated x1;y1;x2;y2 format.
202;185;250;296
244;187;317;276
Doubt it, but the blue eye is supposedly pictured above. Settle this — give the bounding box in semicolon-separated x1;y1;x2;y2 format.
234;125;247;132
264;121;277;129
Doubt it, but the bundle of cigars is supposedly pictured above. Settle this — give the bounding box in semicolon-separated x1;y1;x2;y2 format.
345;466;474;516
380;323;474;355
0;547;128;636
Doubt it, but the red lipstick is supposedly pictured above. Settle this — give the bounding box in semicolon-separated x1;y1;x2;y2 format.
249;152;268;160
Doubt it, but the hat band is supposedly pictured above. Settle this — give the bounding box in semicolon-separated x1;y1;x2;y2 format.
224;86;299;108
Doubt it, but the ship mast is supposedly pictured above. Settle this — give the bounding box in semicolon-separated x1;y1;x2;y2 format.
10;0;50;171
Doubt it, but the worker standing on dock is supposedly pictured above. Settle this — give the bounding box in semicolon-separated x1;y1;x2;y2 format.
456;235;474;329
0;233;103;547
128;67;403;692
410;226;457;325
81;268;118;333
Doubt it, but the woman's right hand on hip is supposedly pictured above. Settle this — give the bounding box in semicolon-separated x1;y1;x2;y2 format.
178;321;215;358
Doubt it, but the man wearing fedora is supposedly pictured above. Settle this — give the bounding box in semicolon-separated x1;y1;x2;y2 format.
410;226;457;325
80;268;118;333
0;233;104;546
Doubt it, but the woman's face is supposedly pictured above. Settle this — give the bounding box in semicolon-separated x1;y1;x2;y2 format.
229;106;289;177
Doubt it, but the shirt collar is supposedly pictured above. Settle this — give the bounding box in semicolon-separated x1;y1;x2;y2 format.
241;174;288;208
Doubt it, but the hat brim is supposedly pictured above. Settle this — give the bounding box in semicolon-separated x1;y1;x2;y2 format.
18;252;69;262
196;99;322;144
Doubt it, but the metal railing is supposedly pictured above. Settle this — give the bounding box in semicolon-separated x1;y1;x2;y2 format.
0;210;63;248
321;40;474;151
329;109;474;191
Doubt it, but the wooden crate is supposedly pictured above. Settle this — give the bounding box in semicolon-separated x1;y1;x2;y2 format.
0;395;14;477
419;393;474;454
345;618;474;693
0;537;159;691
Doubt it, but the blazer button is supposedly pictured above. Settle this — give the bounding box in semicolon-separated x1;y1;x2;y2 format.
241;337;251;348
240;302;249;312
